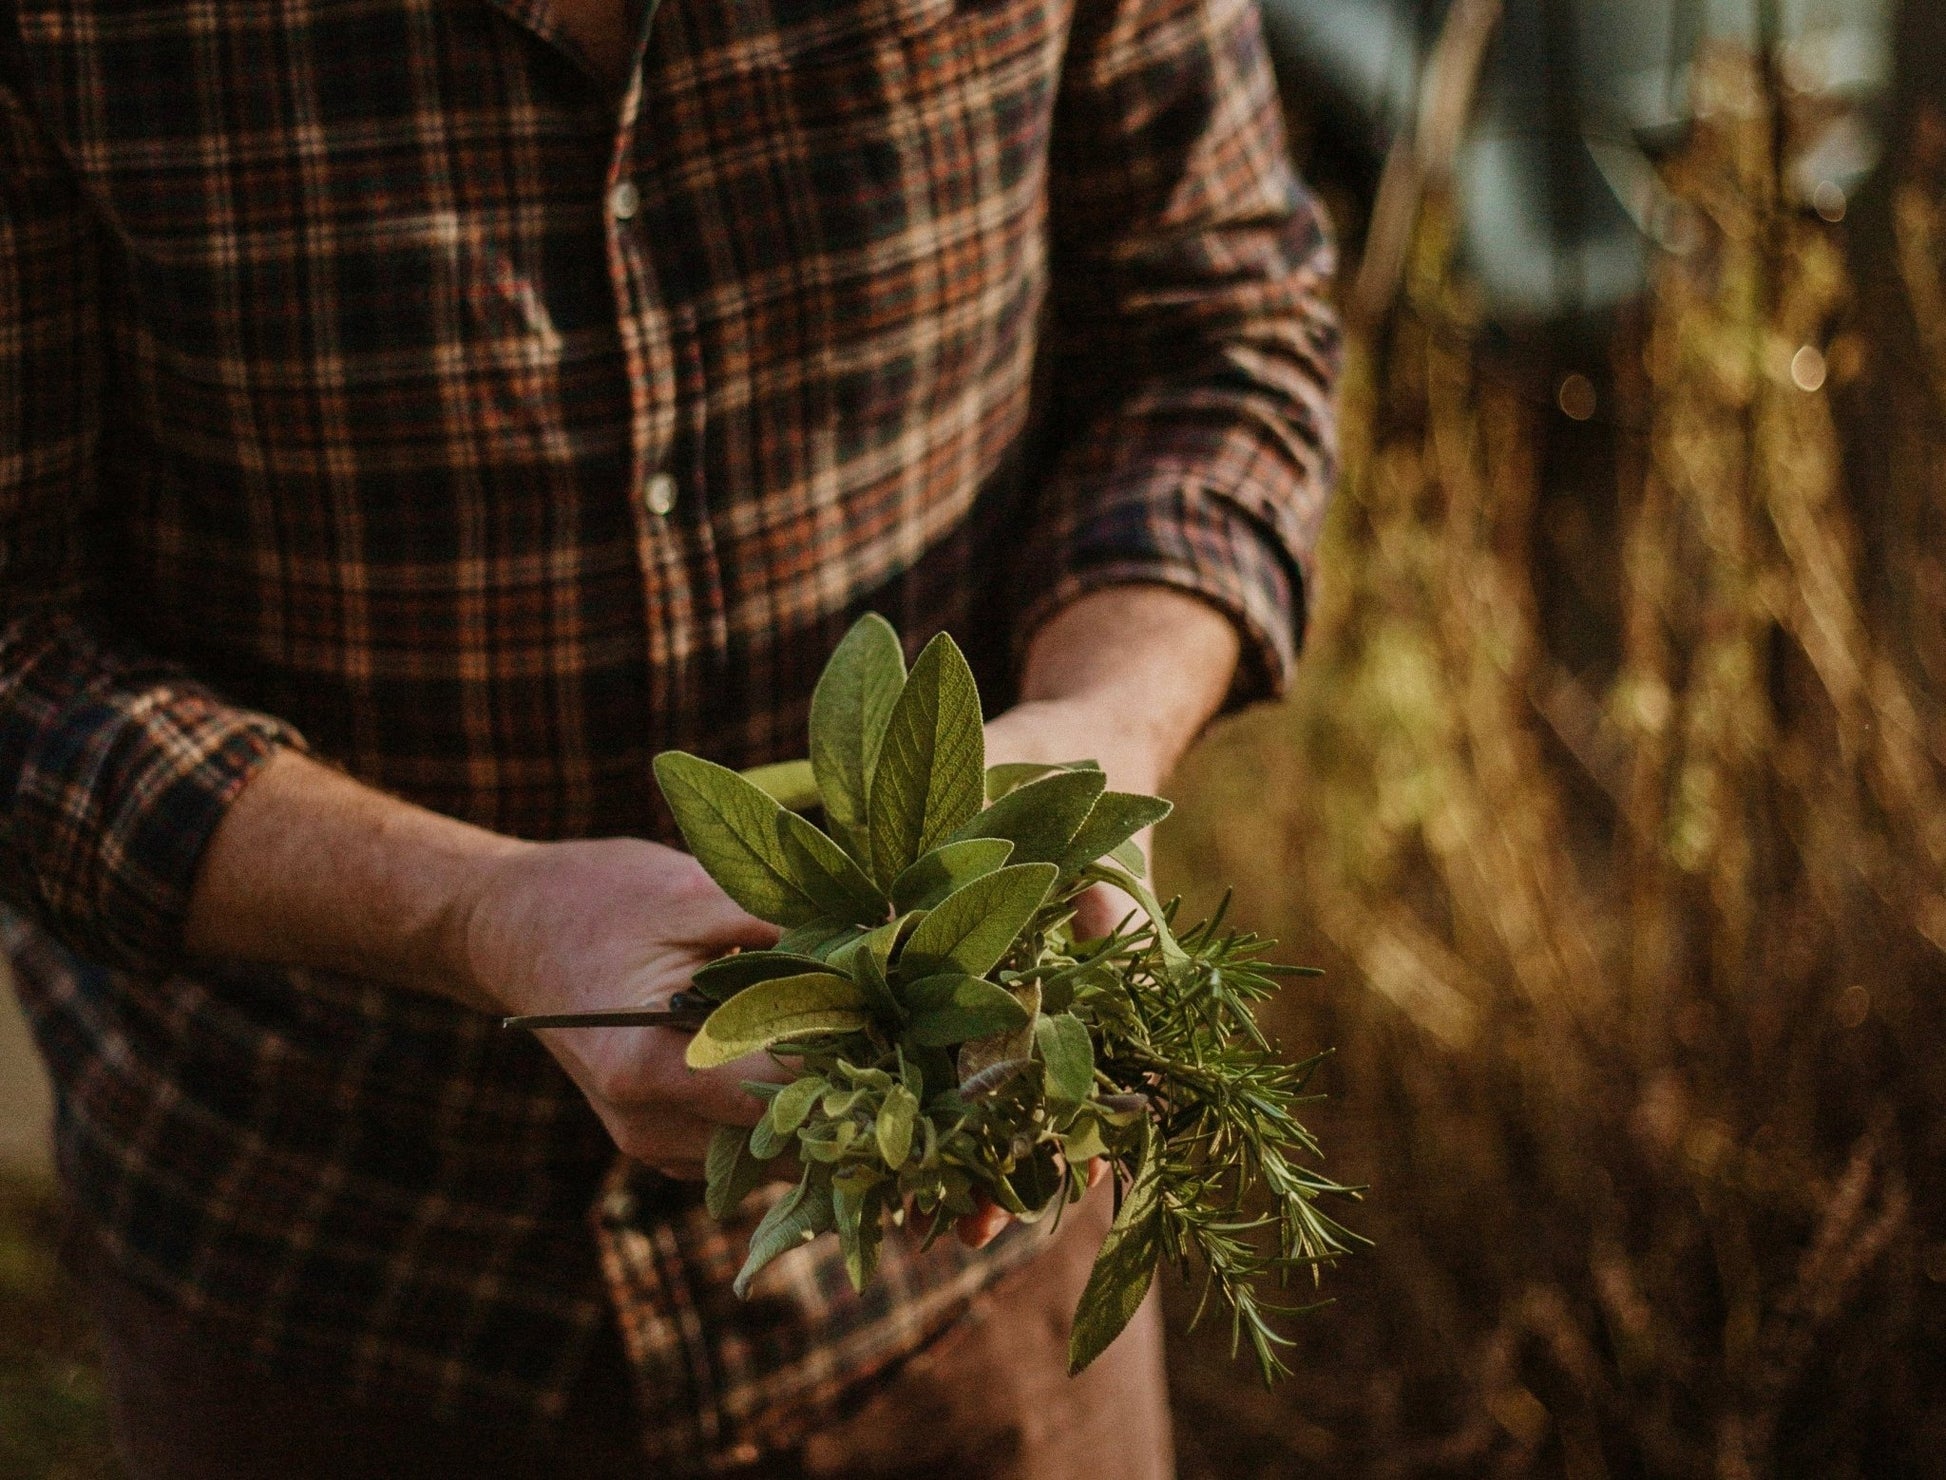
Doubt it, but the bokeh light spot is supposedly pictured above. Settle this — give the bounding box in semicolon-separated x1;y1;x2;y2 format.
1790;345;1827;393
1558;373;1597;421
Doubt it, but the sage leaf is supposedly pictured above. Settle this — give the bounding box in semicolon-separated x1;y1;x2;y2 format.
810;614;907;860
749;1114;791;1160
798;1119;859;1162
767;1075;828;1137
734;1172;836;1298
1059;792;1173;876
686;972;872;1069
1083;861;1187;967
833;920;906;1023
890;838;1015;913
900;863;1057;979
1035;1012;1094;1105
867;633;985;887
875;1084;919;1167
1060;1111;1110;1165
1068;1129;1165;1374
691;950;831;1001
957;977;1040;1081
705;1123;768;1220
776;919;868;959
984;758;1098;802
959;1057;1036;1098
833;1171;884;1292
741;758;820;812
654;752;886;927
1005;1142;1065;1219
951;768;1106;866
903;974;1033;1046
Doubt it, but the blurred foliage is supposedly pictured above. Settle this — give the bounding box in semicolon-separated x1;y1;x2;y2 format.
0;1177;115;1479
1161;36;1946;1480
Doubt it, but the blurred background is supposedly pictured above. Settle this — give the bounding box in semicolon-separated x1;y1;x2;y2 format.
7;0;1946;1474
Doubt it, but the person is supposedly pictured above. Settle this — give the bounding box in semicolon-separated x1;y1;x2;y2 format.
0;0;1337;1471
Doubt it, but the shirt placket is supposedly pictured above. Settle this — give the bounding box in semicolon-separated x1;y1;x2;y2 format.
604;1;705;712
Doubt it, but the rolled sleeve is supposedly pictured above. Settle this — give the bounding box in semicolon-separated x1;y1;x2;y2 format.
1;65;300;975
1018;0;1340;707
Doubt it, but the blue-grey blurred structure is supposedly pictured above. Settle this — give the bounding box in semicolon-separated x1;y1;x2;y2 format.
1262;0;1895;323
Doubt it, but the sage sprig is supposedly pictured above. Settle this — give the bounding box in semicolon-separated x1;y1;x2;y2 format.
642;617;1359;1376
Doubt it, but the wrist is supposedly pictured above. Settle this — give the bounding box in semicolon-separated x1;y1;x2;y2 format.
992;695;1171;797
1012;585;1242;793
187;747;536;1012
435;834;549;1013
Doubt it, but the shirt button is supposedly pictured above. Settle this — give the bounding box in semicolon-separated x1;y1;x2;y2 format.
609;179;640;221
643;472;677;516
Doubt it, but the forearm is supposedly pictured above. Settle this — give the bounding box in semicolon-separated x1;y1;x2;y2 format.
183;748;779;1170
1004;584;1241;792
183;748;527;1010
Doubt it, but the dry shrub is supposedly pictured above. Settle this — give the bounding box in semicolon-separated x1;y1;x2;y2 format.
1163;46;1946;1480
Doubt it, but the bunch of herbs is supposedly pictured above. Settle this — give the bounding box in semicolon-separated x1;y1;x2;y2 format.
548;616;1359;1376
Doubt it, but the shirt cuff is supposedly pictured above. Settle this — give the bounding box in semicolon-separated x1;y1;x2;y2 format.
1;615;304;977
1011;470;1310;714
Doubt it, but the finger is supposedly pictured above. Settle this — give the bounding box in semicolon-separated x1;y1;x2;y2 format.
954;1197;1012;1249
669;1049;790;1127
596;1034;781;1128
603;1106;719;1169
666;858;783;953
1085;1157;1107;1191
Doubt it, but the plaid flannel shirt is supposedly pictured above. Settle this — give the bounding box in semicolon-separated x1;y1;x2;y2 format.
0;0;1335;1465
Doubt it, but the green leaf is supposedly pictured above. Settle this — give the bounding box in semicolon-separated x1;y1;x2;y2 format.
776;919;867;959
810;614;907;859
706;1124;769;1220
750;1115;791;1160
798;1118;860;1162
903;974;1034;1046
951;769;1106;866
654;752;886;927
691;950;832;1001
1004;1142;1065;1220
1059;1111;1110;1165
829;914;920;1024
875;1084;919;1167
767;1075;828;1138
741;758;820;811
984;759;1099;802
1035;1012;1094;1105
1059;792;1173;876
821;1085;868;1119
1069;1128;1165;1374
958;1056;1036;1098
1083;861;1188;967
890;838;1015;913
900;863;1058;979
1108;837;1148;876
686;973;873;1069
833;1170;884;1292
957;978;1040;1081
734;1172;836;1298
867;633;986;887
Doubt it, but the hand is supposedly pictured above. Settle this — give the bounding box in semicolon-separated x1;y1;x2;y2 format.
983;699;1159;939
458;837;782;1179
